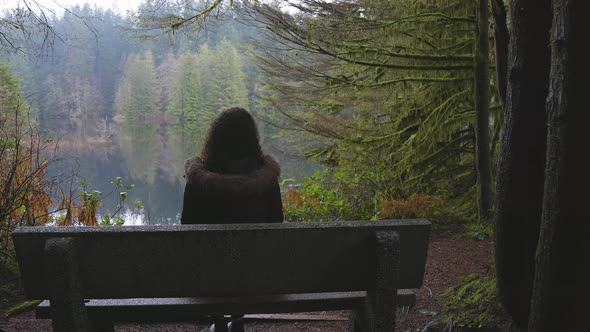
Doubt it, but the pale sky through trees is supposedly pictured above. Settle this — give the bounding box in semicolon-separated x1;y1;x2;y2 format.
1;0;143;16
1;0;300;21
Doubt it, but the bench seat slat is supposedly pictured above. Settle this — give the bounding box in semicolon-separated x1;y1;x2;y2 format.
36;290;416;322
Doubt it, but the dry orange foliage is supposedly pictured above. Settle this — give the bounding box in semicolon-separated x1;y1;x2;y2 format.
2;139;104;229
379;194;444;219
283;188;320;208
1;148;53;226
76;192;100;226
1;140;55;254
56;189;101;226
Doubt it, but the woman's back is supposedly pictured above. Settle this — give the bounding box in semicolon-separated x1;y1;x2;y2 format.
181;154;283;224
179;107;283;331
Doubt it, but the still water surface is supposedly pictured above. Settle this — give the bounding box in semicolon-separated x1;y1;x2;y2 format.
49;121;316;225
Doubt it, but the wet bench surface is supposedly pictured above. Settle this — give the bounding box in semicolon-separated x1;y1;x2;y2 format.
12;219;430;332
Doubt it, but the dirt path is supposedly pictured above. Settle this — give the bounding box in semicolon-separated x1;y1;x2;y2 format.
0;238;493;332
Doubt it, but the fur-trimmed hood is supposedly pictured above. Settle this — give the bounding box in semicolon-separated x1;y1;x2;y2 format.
184;155;281;195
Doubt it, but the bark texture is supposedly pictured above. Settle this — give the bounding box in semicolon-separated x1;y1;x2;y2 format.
492;0;552;328
491;0;509;106
474;0;491;222
528;1;590;330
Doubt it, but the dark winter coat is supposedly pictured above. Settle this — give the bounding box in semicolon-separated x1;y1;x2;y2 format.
180;154;283;224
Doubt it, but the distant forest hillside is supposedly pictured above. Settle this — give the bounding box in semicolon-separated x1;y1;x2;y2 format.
4;3;258;137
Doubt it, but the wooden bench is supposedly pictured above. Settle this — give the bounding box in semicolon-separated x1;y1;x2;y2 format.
12;219;430;332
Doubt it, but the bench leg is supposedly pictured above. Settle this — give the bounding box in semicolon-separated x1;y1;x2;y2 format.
349;231;399;332
349;308;367;332
44;237;90;332
370;231;400;332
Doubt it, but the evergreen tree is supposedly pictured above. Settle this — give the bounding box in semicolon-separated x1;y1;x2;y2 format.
211;38;249;111
156;52;178;113
168;53;201;120
115;50;159;119
0;62;26;117
248;0;491;214
167;41;251;123
195;44;217;117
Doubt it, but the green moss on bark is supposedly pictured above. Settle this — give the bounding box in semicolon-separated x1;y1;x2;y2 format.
441;274;509;329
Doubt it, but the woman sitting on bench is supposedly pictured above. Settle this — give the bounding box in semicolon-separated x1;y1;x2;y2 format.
181;107;284;332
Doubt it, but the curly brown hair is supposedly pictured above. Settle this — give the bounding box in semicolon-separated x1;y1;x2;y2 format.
200;107;263;174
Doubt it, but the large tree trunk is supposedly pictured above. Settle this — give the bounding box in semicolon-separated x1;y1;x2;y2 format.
474;0;491;222
492;0;552;329
528;1;590;330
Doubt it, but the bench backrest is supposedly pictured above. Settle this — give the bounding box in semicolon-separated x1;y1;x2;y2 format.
13;220;430;300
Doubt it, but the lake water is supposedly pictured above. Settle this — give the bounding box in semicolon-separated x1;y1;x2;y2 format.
48;120;317;225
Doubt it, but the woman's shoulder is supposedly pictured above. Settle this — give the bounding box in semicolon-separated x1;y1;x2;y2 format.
259;154;281;178
184;154;280;195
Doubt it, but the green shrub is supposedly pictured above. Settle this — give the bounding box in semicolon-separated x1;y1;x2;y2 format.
282;170;377;222
441;274;508;329
281;169;478;229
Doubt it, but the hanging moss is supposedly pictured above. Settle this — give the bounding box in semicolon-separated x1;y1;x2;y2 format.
4;300;42;318
441;274;509;329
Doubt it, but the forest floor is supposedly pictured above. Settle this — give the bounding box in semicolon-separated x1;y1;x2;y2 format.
0;236;494;332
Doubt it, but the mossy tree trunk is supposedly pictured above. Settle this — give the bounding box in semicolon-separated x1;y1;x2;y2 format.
474;0;491;222
528;0;590;330
492;0;552;329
